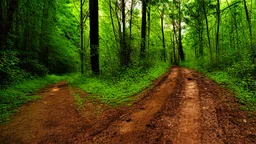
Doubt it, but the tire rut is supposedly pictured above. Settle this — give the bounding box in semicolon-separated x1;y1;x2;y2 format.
172;68;201;144
85;67;180;143
1;67;255;143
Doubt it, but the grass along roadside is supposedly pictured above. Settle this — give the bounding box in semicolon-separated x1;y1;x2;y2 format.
0;63;169;124
206;71;256;111
0;75;64;124
180;61;256;111
69;63;169;106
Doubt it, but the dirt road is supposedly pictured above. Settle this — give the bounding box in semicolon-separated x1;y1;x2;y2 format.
1;67;256;144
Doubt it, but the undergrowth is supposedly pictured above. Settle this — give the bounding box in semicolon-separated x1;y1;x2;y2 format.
68;63;169;106
181;60;256;111
206;71;256;111
0;75;64;124
0;63;169;123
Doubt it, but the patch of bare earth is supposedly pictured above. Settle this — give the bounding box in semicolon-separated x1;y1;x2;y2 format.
1;67;256;144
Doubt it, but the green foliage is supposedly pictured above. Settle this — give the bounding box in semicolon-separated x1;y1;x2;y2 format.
0;75;64;124
0;50;22;84
69;63;169;106
0;0;80;87
207;71;256;111
182;0;256;110
73;94;85;110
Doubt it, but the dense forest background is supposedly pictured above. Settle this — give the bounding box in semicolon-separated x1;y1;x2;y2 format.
0;0;256;120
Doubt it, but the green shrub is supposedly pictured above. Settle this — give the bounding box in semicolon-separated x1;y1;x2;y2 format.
69;62;169;106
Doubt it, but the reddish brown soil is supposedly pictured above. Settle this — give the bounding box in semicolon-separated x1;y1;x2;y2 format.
1;67;256;144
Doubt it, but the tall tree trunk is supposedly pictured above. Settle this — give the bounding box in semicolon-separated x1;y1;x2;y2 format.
172;28;177;65
140;0;147;58
109;0;118;48
202;0;213;63
80;0;84;74
178;0;184;61
161;7;166;62
197;0;203;57
40;0;49;68
216;0;220;63
120;0;129;66
171;2;177;64
115;0;122;46
90;0;100;74
242;0;252;49
130;0;134;42
147;0;151;49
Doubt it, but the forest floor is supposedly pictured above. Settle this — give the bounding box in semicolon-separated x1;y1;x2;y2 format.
1;67;256;144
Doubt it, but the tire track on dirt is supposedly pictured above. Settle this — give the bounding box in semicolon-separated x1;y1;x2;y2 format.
2;67;256;143
0;82;82;144
84;67;180;143
172;68;201;144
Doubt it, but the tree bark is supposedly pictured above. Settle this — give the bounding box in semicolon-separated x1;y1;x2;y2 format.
120;0;130;66
90;0;100;74
130;0;134;42
202;0;213;63
216;0;220;63
242;0;252;49
140;0;147;58
80;0;84;74
178;0;184;61
161;7;166;62
147;0;151;50
109;0;118;48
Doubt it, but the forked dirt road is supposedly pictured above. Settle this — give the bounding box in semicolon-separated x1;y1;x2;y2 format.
1;67;256;143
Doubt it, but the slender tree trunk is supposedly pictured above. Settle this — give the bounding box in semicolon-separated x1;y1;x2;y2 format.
216;0;220;63
130;0;134;42
173;23;178;64
202;0;213;63
120;0;129;66
140;0;147;58
40;0;50;68
242;0;252;49
90;0;100;74
109;0;118;48
171;2;177;64
178;0;184;61
80;0;84;74
161;7;166;62
147;0;151;49
197;0;203;57
115;0;122;46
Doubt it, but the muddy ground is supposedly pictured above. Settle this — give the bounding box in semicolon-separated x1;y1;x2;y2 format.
0;67;256;144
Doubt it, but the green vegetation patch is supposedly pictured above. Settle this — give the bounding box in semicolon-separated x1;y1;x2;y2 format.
73;94;86;110
69;63;169;106
206;71;256;111
0;75;64;124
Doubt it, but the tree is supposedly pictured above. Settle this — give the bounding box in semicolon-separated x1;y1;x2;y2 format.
160;5;166;61
148;0;151;49
90;0;100;74
202;0;213;63
177;0;184;61
80;0;85;74
140;0;148;58
215;0;220;63
120;0;130;66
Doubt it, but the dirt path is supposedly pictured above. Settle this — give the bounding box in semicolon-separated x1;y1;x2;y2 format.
1;67;256;144
172;68;201;144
